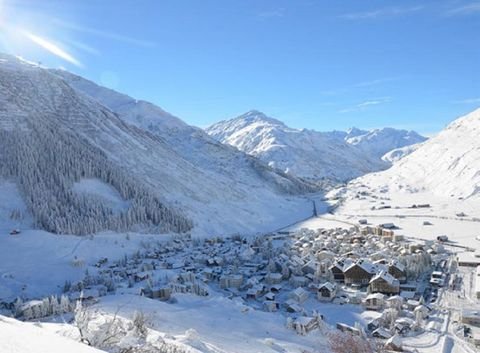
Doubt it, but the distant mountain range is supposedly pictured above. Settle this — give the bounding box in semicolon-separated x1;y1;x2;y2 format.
206;110;427;183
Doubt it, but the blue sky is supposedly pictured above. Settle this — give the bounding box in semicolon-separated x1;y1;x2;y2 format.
0;0;479;135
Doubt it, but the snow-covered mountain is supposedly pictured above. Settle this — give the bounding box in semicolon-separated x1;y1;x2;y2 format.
206;111;426;182
343;127;426;160
0;54;314;237
355;107;480;199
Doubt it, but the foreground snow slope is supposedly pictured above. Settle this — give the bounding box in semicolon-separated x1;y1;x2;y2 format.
357;107;480;199
0;315;105;353
98;293;330;353
0;54;314;237
206;111;425;182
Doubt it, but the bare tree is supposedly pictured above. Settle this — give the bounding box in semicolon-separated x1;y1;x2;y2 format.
328;331;385;353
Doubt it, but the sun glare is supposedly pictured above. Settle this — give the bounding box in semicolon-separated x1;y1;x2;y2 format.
22;31;82;67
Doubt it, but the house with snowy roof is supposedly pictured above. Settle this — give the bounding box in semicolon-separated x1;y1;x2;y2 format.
388;260;407;283
317;282;337;301
369;271;400;295
344;259;376;287
289;287;309;304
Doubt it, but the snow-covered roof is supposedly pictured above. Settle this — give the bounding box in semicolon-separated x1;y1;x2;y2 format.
318;282;336;292
370;271;399;286
366;293;385;300
291;287;308;297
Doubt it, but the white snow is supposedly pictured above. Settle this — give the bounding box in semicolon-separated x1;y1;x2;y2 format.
0;315;105;353
206;110;425;182
72;178;131;213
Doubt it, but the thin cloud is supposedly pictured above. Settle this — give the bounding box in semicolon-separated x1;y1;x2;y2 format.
445;2;480;16
452;97;480;104
341;6;424;20
321;77;398;96
257;7;285;18
339;97;391;113
353;77;399;88
53;19;156;48
64;39;100;56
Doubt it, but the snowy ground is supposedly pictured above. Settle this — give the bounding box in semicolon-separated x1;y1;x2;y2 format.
0;229;171;300
0;315;104;353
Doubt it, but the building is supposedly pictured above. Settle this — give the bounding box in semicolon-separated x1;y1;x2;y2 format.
289;287;309;304
364;293;385;310
384;335;403;352
330;262;346;282
317;282;337;301
219;274;243;289
263;301;279;312
264;272;283;285
388;261;407;283
369;271;400;295
461;309;480;327
476;266;480;299
344;260;376;287
293;316;319;335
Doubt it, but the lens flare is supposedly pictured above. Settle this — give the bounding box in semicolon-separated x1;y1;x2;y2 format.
22;31;82;67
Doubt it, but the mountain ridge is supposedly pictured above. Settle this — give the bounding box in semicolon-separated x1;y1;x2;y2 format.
206;110;426;182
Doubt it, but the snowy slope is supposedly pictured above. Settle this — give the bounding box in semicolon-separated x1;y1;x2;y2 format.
381;143;423;164
354;108;480;199
206;111;425;182
0;54;314;237
0;316;105;353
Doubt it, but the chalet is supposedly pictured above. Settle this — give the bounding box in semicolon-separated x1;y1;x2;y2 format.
146;286;171;301
329;259;353;282
264;272;282;285
344;260;376;287
219;274;243;289
369;271;400;295
386;295;404;310
372;327;393;339
378;223;396;229
290;275;309;288
284;299;302;313
293;316;319;335
263;300;279;312
317;282;337;302
364;293;385;310
461;309;480;327
414;305;429;321
388;261;407;283
394;318;414;335
290;287;309;304
384;335;403;352
246;285;264;300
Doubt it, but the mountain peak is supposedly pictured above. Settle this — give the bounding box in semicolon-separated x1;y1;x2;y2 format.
235;110;286;127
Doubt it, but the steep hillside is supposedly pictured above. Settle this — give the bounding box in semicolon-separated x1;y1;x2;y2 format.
206;111;390;182
0;54;313;236
356;108;480;199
